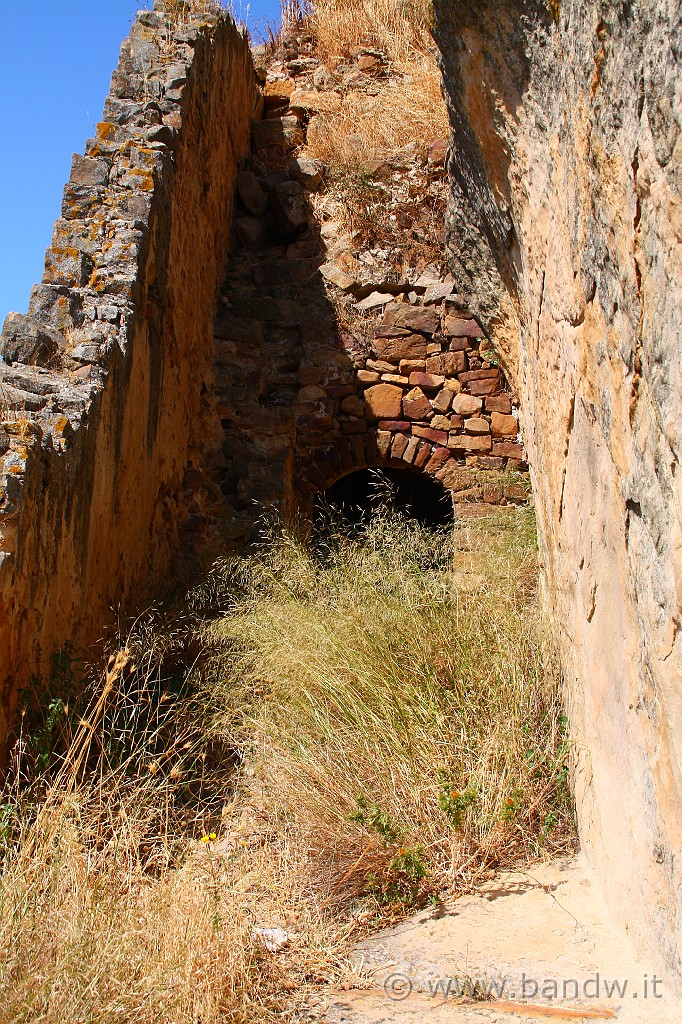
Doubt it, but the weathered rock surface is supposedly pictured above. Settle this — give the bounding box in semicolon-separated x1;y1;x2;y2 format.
0;7;257;745
434;0;682;985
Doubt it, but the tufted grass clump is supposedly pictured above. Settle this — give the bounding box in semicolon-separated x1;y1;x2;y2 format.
205;504;574;911
0;505;574;1022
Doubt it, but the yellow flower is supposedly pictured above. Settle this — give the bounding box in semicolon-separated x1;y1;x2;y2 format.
209;832;217;840
200;835;210;843
450;790;460;799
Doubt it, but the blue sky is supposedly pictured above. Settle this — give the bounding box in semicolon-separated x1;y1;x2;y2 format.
0;0;279;322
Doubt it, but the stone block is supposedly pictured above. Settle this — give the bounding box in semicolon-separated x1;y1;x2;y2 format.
432;388;452;413
376;430;392;458
408;371;445;391
44;247;92;287
468;377;501;396
252;115;304;154
451;393;483;416
382;303;439;335
391;432;410;459
0;314;62;367
443;316;484;338
341;394;364;416
236;170;267;215
413;443;433;469
270;180;309;238
377;419;411;432
399;359;425;374
464;416;491;435
289;88;342;115
491;412;518;437
402;436;420;464
364;383;403;421
426;351;467;375
374;333;428;362
70;154;110;186
449;434;492;453
413;425;448;445
485;394;512;414
403;386;432;420
492;442;524;459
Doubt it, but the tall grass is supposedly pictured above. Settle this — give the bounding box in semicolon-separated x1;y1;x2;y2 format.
207;506;573;909
298;0;449;170
0;506;573;1022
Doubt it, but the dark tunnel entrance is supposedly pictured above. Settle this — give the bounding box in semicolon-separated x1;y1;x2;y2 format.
314;467;455;528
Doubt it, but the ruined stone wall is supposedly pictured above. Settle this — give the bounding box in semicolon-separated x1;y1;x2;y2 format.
199;37;529;545
0;4;258;742
433;0;682;982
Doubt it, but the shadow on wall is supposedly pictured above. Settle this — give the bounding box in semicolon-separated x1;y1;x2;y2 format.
186;97;528;553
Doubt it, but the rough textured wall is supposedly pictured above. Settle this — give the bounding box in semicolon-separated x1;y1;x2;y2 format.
433;0;681;981
0;3;257;742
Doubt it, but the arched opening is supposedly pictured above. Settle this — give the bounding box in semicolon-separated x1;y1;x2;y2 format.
314;467;454;528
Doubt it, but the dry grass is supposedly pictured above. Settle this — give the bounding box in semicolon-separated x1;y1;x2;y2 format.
305;59;447;169
299;0;449;170
207;505;574;912
0;505;574;1022
310;0;434;63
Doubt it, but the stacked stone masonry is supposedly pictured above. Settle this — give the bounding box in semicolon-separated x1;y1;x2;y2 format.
207;30;528;543
0;3;258;743
0;7;527;743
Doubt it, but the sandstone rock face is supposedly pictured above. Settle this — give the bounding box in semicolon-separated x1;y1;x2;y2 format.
434;0;682;983
0;8;257;745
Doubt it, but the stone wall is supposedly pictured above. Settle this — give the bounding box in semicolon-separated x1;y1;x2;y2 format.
0;4;258;743
433;0;682;983
194;34;529;546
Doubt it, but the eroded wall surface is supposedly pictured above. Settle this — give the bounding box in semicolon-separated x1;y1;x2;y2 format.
0;4;258;741
433;0;682;981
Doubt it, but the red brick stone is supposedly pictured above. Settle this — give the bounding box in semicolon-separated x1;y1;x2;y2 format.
459;368;500;383
474;456;505;470
443;316;484;338
328;384;355;398
448;337;472;352
492;441;524;459
391;433;410;458
374;333;428;362
468;378;501;396
426;351;467;375
449;434;493;453
485;394;512;414
375;325;412;339
491;412;518;437
432;388;452;414
399;358;426;374
412;425;449;445
464;416;491;435
376;430;392;458
378;419;411;432
413;443;433;469
402;436;420;464
338;438;354;472
425;447;451;474
403;386;433;421
364;383;403;420
383;304;439;335
350;434;366;466
409;371;445;391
